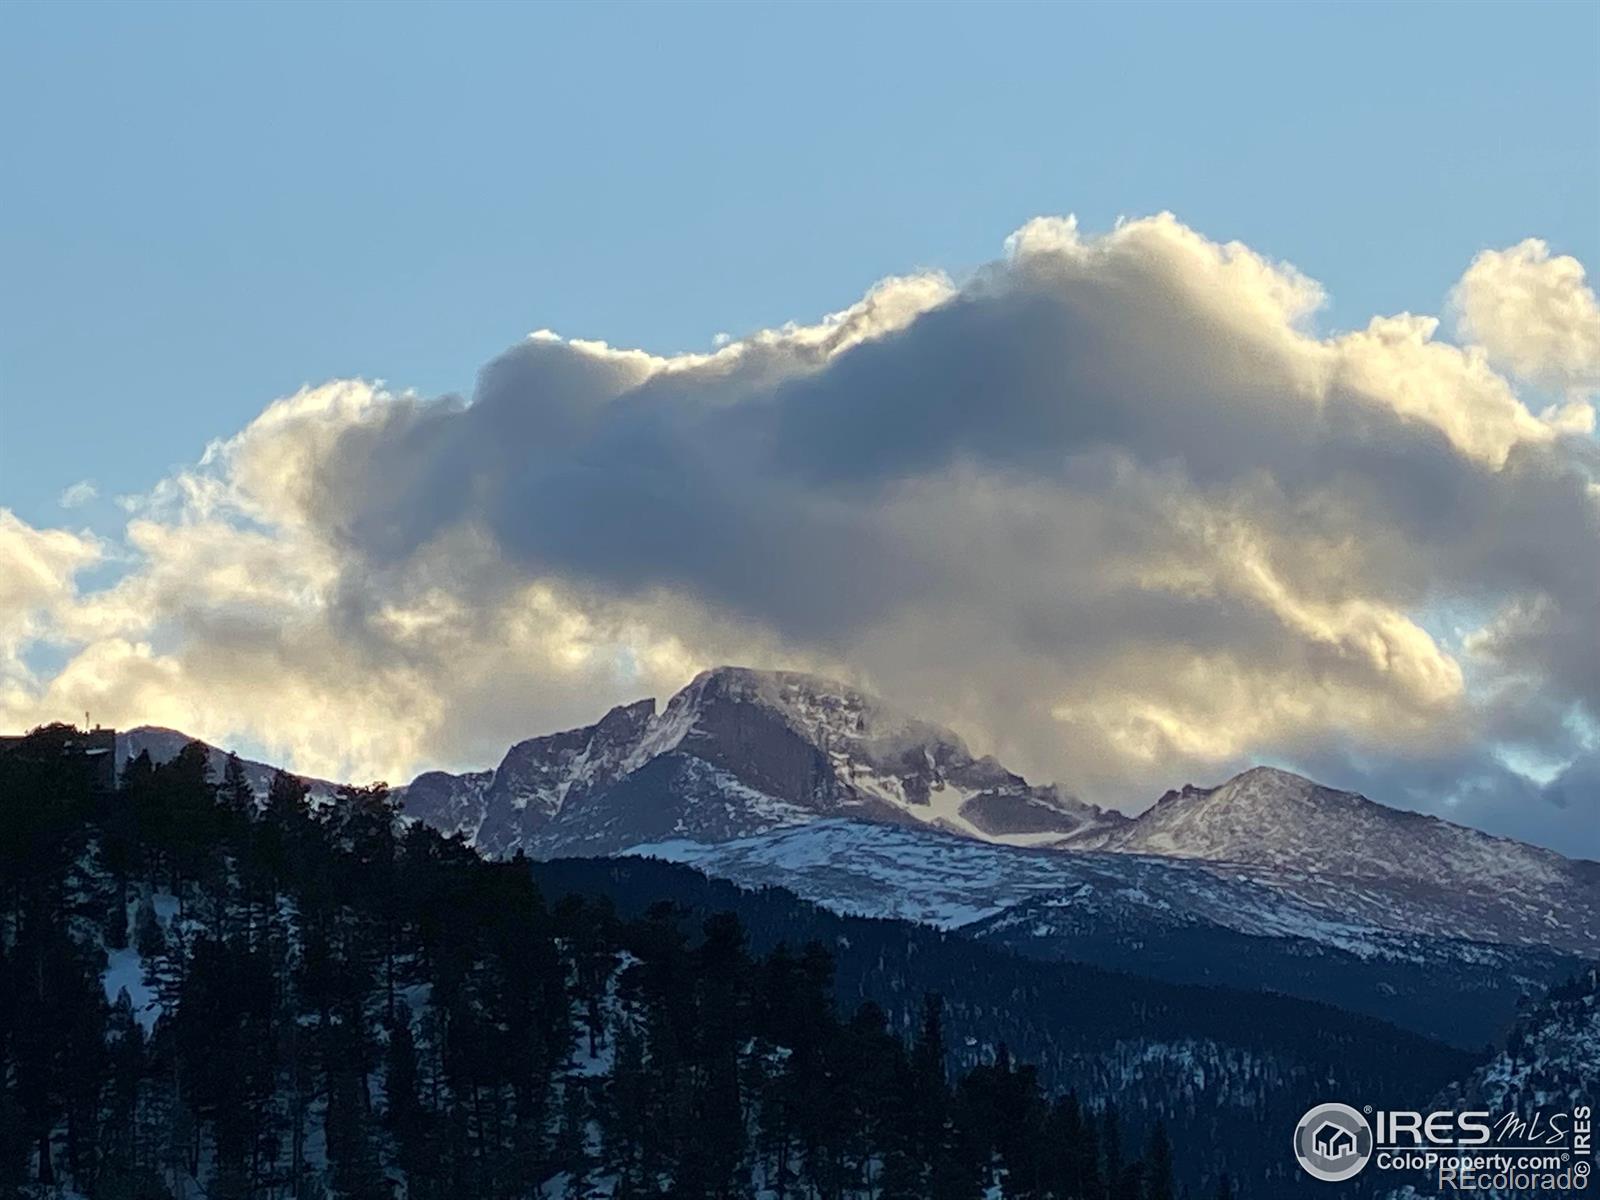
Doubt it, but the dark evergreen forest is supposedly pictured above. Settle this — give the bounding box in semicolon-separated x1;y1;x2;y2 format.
0;725;1468;1199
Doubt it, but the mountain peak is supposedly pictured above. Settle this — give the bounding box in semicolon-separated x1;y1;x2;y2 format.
399;665;1122;857
1143;767;1348;822
1224;764;1319;794
1096;763;1573;894
691;664;827;691
684;665;956;752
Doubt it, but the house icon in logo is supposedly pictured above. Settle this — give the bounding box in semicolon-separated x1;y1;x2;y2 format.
1295;1102;1374;1181
1313;1122;1357;1160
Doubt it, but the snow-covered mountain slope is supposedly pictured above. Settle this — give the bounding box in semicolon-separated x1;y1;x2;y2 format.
1089;765;1591;890
628;818;1600;958
634;817;1350;936
396;666;1123;857
1073;765;1600;953
626;820;1591;1046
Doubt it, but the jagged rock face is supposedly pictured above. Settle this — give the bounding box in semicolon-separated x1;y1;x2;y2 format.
395;666;1121;858
677;676;842;812
960;790;1090;836
457;698;661;856
487;698;658;816
682;668;1114;838
401;769;493;839
527;753;819;858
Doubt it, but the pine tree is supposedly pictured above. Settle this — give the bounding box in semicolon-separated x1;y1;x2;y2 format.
1111;1160;1143;1200
695;912;748;1196
104;887;130;951
221;752;253;818
911;990;949;1179
326;1058;390;1200
135;892;166;961
556;1080;596;1197
604;1018;649;1192
261;768;312;880
100;989;145;1184
1146;1120;1176;1200
1102;1104;1124;1198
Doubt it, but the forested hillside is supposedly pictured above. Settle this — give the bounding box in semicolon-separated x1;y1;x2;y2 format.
532;857;1473;1094
1;724;1196;1200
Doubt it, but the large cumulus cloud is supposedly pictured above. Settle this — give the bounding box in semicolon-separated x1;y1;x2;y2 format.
3;214;1597;854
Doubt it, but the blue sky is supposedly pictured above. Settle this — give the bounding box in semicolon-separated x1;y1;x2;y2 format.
3;1;1596;525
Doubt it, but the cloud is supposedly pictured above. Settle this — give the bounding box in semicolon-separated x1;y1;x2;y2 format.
59;480;98;509
1289;739;1600;862
2;215;1596;854
0;511;101;716
1452;238;1600;398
